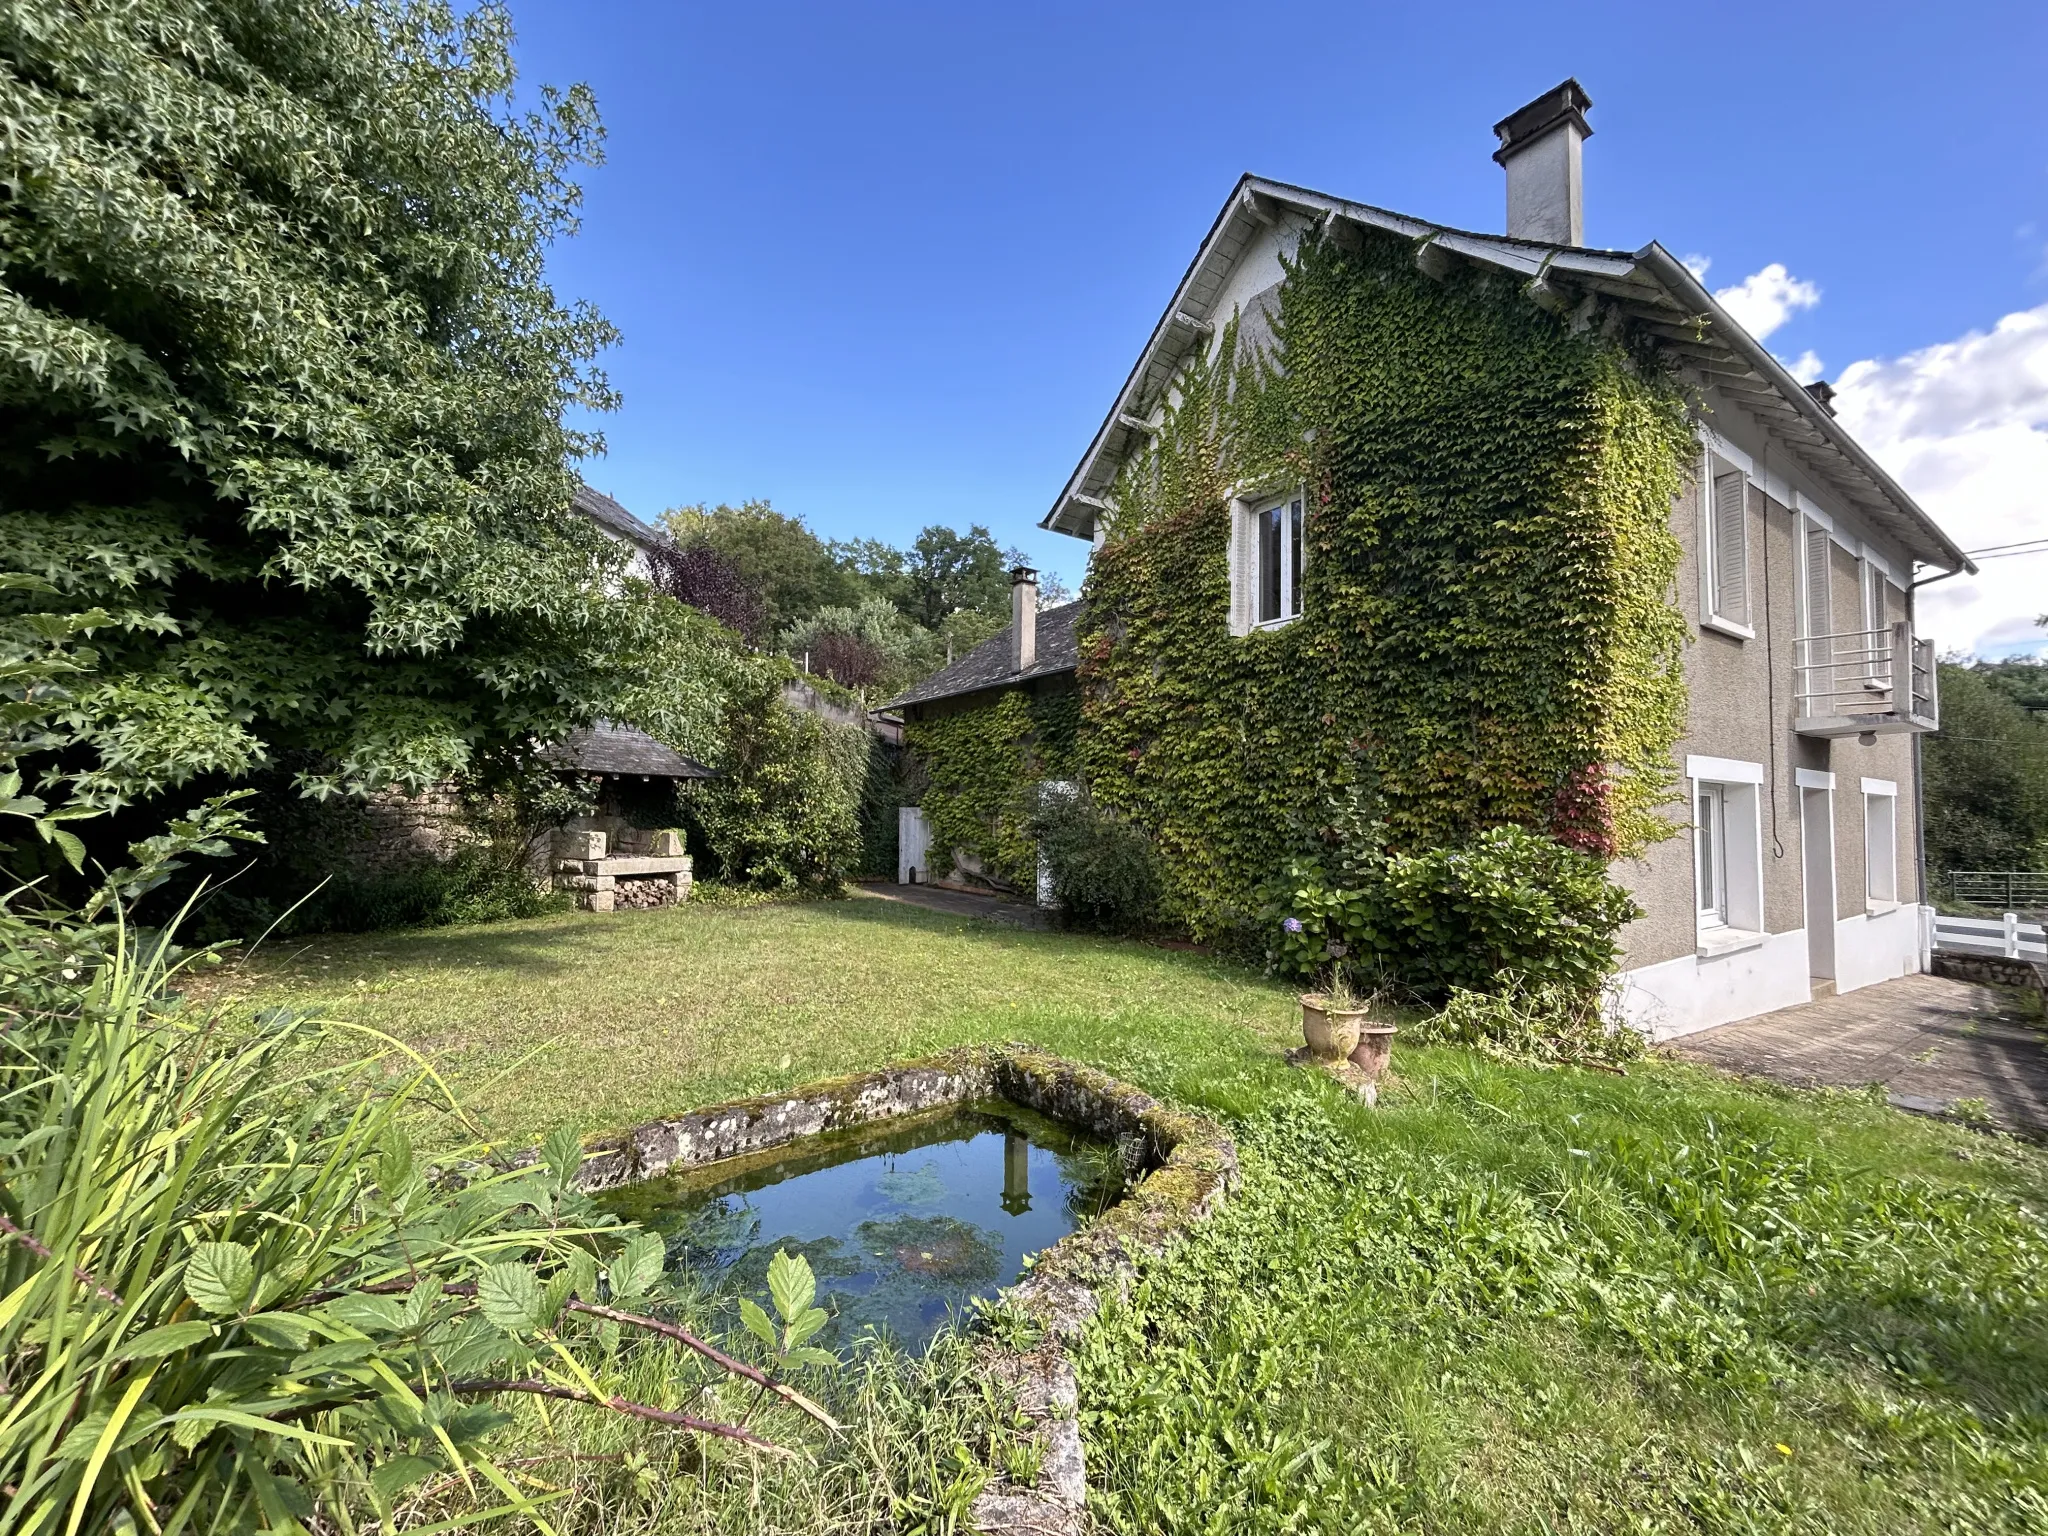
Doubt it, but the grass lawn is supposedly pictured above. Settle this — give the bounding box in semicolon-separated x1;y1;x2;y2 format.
211;892;2048;1535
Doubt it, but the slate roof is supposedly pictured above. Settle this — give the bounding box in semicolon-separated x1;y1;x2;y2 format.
572;484;660;549
882;601;1085;711
543;722;714;779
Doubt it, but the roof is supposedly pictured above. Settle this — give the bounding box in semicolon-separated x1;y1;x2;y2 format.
1044;174;1974;576
543;722;714;779
573;484;661;549
882;601;1085;711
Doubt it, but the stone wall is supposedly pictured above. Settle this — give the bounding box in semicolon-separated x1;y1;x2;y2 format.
354;782;469;873
1932;951;2048;998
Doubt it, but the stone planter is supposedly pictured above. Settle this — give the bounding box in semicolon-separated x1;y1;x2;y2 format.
1348;1026;1397;1082
1300;994;1367;1062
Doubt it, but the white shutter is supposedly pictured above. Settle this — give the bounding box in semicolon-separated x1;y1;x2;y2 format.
1803;525;1831;639
1712;472;1748;624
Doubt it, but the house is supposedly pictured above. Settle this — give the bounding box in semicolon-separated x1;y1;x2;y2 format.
886;80;1973;1040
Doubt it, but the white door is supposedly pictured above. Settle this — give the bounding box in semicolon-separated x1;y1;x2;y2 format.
897;806;932;884
1801;787;1836;981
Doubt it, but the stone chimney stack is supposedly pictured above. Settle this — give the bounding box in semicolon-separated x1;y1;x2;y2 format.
1009;566;1038;673
1492;79;1592;245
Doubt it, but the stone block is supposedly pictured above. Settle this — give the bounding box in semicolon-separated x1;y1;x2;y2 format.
561;829;607;861
650;828;684;857
580;888;615;913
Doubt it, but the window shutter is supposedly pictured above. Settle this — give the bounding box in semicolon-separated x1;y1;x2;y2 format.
1712;472;1748;624
1803;525;1831;639
1866;565;1888;631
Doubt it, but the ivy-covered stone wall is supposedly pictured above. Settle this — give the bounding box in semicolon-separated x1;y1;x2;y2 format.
903;228;1694;938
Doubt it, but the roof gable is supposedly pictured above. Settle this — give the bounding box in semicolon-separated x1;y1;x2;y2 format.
1045;175;1971;575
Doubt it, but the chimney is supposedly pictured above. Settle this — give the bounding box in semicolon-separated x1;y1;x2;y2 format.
1802;379;1838;417
1492;79;1592;245
1009;565;1038;673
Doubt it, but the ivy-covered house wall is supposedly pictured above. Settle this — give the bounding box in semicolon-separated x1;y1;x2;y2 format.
1076;228;1693;939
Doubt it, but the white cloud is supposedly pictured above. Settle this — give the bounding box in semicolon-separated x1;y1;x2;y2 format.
1682;253;1713;282
1784;349;1826;384
1714;262;1821;343
1831;303;2048;658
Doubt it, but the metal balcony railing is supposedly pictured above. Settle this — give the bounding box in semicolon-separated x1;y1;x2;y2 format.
1793;620;1938;737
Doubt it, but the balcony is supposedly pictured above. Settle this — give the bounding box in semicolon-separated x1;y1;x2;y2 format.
1794;621;1939;737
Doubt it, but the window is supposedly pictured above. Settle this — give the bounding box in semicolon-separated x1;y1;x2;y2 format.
1687;756;1765;945
1256;493;1303;625
1230;490;1304;633
1703;467;1750;630
1801;521;1832;640
1864;780;1898;907
1696;783;1728;927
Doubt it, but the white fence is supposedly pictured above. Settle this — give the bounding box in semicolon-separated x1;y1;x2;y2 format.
1932;911;2048;961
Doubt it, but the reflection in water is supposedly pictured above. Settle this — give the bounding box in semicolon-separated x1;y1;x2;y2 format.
1001;1131;1031;1216
602;1101;1128;1353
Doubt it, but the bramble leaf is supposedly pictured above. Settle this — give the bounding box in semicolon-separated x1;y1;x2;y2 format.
184;1241;256;1315
476;1262;541;1334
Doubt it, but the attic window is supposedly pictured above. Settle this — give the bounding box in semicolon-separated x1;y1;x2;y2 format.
1229;491;1304;633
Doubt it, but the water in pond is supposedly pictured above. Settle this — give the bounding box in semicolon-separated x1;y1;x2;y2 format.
599;1101;1129;1353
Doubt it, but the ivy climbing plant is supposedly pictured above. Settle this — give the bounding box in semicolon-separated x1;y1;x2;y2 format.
1079;228;1693;940
901;689;1078;887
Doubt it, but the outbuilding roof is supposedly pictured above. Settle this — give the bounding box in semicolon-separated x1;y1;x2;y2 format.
881;601;1086;711
1044;174;1973;576
543;722;714;779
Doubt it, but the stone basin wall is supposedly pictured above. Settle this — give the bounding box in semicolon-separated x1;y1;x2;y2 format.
574;1045;1238;1535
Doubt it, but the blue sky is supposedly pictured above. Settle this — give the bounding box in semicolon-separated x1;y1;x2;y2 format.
515;0;2048;646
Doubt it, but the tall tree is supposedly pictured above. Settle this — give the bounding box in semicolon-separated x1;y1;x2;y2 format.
902;524;1014;629
2;0;711;820
660;501;865;638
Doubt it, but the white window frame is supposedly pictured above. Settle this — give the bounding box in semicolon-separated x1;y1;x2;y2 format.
1863;778;1898;909
1699;453;1754;640
1696;782;1729;928
1227;488;1305;635
1686;755;1766;951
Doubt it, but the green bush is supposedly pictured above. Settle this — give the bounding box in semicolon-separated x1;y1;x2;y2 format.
1267;822;1638;1003
688;666;860;892
1029;790;1164;934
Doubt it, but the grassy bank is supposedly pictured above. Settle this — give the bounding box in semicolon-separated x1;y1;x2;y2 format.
212;893;2048;1534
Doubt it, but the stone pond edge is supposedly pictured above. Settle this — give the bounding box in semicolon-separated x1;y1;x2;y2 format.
571;1044;1241;1534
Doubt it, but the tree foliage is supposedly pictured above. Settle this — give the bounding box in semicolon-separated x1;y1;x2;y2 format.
660;501;866;641
1923;660;2048;875
0;0;739;830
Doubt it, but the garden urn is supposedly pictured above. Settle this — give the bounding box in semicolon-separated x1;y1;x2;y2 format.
1348;1025;1397;1082
1299;994;1366;1062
